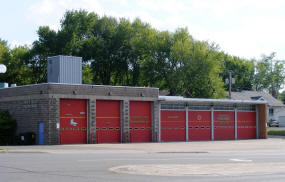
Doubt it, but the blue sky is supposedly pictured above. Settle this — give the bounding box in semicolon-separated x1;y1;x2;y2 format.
1;0;285;60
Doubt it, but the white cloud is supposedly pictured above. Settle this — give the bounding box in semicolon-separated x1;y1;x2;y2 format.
27;0;105;31
137;0;188;13
25;0;285;60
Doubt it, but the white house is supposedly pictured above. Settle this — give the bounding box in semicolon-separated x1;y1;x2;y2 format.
231;91;285;126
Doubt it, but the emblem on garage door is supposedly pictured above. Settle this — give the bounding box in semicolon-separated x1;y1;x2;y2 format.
70;119;78;126
197;115;202;121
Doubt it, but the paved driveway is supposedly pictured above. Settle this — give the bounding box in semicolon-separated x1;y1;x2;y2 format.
1;137;285;182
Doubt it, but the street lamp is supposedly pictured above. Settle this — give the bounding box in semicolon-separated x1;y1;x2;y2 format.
0;64;7;73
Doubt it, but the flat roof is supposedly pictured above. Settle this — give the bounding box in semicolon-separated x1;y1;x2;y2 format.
159;96;267;105
0;83;159;90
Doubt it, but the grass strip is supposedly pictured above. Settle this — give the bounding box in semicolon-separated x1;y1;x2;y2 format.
268;130;285;136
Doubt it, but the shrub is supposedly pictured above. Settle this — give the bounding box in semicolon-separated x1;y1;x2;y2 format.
0;110;17;145
268;130;285;136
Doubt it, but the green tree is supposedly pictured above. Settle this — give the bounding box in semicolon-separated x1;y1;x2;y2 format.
28;10;99;84
278;90;285;104
81;15;119;85
82;63;94;84
0;39;32;85
165;28;225;98
254;53;285;98
140;30;171;88
27;26;59;83
271;60;285;97
222;54;255;91
27;10;230;98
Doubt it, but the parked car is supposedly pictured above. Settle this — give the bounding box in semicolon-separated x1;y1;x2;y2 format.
267;119;279;127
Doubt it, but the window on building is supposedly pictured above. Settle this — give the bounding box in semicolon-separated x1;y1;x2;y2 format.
237;105;255;111
161;104;185;110
188;105;211;110
214;105;235;111
269;108;274;116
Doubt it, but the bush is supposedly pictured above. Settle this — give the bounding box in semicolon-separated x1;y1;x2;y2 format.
0;110;17;145
268;130;285;136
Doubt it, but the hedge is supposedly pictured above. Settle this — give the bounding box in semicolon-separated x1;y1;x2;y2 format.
267;130;285;136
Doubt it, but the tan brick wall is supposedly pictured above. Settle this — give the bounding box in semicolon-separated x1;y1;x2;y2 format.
0;83;158;145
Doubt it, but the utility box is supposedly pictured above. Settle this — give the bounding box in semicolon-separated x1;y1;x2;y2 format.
0;83;8;88
19;132;36;145
47;55;82;84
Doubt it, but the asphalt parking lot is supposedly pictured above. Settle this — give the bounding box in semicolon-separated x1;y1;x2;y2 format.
1;136;285;182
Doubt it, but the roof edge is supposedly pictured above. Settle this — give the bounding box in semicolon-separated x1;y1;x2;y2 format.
0;83;159;90
159;96;267;104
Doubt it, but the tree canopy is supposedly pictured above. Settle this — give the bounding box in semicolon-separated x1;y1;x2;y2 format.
1;10;284;99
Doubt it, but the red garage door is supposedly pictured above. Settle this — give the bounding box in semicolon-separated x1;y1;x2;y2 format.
60;99;87;144
96;100;121;143
214;110;235;140
161;110;186;142
237;111;256;139
130;101;152;143
189;110;211;141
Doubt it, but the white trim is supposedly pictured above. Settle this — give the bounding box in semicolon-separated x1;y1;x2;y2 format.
159;96;267;105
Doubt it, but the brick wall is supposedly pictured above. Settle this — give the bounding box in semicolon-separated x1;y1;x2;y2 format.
48;98;59;144
0;83;159;145
0;98;49;144
89;99;96;144
152;101;160;142
122;100;129;143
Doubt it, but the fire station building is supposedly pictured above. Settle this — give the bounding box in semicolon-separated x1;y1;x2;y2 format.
0;56;267;145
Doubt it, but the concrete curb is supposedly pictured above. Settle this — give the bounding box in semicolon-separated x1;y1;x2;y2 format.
0;149;7;153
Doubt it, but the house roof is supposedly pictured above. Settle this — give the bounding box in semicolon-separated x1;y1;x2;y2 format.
231;91;284;107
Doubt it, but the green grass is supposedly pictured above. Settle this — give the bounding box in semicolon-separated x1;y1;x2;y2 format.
0;147;4;151
268;130;285;136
